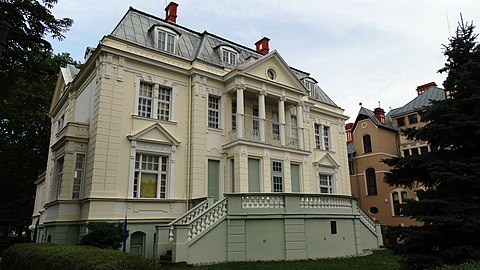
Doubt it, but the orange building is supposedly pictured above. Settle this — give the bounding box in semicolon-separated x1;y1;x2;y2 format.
347;83;445;244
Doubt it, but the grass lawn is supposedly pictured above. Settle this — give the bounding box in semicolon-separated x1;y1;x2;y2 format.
161;249;399;270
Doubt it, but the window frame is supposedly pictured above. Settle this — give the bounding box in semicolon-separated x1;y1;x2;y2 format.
408;113;418;125
222;49;237;66
314;123;331;151
136;81;174;122
133;153;169;199
208;94;221;129
318;173;334;194
365;168;378;196
391;189;409;216
53;156;64;200
396;117;406;127
271;160;284;192
155;27;178;54
363;134;372;153
72;153;86;199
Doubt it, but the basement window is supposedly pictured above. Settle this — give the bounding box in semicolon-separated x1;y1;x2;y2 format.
330;221;337;234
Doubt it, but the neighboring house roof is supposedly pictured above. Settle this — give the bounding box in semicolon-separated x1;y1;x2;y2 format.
109;7;337;107
352;107;398;132
347;141;356;155
388;86;444;118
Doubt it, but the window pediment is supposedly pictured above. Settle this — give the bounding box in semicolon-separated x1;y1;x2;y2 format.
128;123;180;145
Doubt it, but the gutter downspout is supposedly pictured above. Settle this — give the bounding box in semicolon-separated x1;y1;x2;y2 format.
185;75;193;210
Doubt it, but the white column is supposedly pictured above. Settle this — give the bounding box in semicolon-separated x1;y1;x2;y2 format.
236;86;245;139
278;97;286;146
258;91;266;143
297;103;304;149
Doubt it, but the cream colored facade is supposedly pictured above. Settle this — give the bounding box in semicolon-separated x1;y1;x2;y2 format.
31;4;381;262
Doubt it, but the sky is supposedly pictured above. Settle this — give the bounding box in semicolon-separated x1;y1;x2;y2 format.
47;0;480;120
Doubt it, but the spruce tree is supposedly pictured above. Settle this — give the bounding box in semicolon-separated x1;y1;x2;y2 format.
383;17;480;270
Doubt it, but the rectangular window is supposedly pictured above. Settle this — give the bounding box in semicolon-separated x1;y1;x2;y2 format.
158;31;175;53
138;82;153;117
208;95;220;129
253;106;259;132
420;146;429;154
72;153;86;199
348;160;356;175
330;221;337;234
57;114;65;132
323;126;330;151
291;116;298;139
305;81;315;98
232;101;237;130
314;123;330;150
271;160;283;192
222;50;237;65
157;86;171;121
272;112;280;139
319;174;333;194
291;163;301;192
314;123;321;148
408;113;418;124
54;157;64;199
411;148;419;155
134;154;168;198
397;117;406;127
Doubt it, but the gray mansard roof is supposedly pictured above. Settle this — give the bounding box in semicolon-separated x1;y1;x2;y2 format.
388;86;445;118
109;7;337;107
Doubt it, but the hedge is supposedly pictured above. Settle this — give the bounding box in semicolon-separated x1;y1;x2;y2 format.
435;262;480;270
1;243;160;270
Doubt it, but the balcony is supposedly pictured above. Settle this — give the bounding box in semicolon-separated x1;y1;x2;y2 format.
228;114;311;151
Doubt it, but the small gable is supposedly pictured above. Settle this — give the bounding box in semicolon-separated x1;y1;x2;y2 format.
128;123;180;145
314;153;340;168
240;51;307;93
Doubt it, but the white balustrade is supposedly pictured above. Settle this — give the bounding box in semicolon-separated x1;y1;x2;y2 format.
241;195;285;209
299;196;352;209
357;206;377;232
187;199;228;241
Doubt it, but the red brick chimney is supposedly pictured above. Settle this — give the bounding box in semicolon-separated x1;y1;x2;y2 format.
255;37;270;55
416;82;437;95
374;107;386;124
165;2;178;23
345;123;353;144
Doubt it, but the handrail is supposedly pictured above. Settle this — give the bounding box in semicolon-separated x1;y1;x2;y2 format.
168;199;209;241
187;197;228;241
357;206;377;232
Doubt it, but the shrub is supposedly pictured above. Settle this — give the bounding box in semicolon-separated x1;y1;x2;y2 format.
434;262;480;270
1;243;159;270
79;221;125;249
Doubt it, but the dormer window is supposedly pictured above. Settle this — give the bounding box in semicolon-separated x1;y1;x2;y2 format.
223;49;237;65
217;45;239;66
305;80;316;98
152;26;180;54
159;31;175;53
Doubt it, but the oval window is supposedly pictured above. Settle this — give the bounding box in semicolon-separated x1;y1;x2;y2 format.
369;207;379;214
267;68;276;80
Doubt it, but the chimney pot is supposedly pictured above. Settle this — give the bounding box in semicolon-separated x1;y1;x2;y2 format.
374;107;386;124
165;2;179;23
255;37;270;55
416;82;437;95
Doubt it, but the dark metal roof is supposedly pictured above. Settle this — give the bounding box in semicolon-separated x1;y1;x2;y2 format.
353;107;398;132
388;86;445;117
109;7;337;107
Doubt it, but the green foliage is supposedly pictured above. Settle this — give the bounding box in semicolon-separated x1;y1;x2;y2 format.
0;0;77;236
80;222;125;250
434;262;480;270
1;243;159;270
383;17;480;270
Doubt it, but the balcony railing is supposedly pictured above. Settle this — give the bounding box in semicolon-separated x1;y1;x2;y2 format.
229;114;310;150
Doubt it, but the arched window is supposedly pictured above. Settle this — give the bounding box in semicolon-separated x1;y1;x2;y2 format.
365;168;377;196
363;135;372;153
391;189;409;216
130;231;146;255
